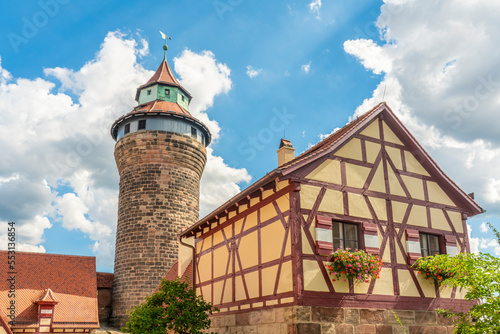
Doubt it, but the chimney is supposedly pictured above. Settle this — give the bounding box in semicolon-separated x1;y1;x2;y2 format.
277;138;295;166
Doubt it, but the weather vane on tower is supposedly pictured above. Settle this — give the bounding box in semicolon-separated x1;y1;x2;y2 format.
159;30;172;60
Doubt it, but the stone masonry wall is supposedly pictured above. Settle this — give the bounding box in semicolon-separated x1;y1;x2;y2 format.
209;306;456;334
111;131;207;328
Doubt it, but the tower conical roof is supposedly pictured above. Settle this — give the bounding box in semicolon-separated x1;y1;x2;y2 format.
135;60;192;102
146;59;180;86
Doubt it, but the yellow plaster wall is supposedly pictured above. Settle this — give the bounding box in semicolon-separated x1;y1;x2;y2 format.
346;163;371;189
244;211;258;231
401;175;425;200
335;138;363;161
368;163;386;193
200;283;212;305
398;270;420;297
318;189;343;214
260;202;276;223
360;120;380;138
365;141;381;163
386;146;403;170
348;193;372;219
382;121;404;145
301;185;321;210
302;228;315;255
303;260;330;292
261;265;279;296
392;201;408;223
277;261;293;294
306;159;342;184
387;167;406;197
430;208;450;231
332;277;349;293
368;196;387;221
213;245;229;279
354;281;370;294
447;210;464;233
427;181;455;206
417;276;437;298
198;252;212;283
261;220;286;263
276;195;290;213
372;268;394;295
404;151;430;176
235;275;246;301
213;280;224;305
222;278;233;304
245;270;260;299
213;228;225;248
238;231;259;269
407;205;428;227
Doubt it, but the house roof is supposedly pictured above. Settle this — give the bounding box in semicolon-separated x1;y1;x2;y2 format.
0;312;13;334
154;260;193;293
0;251;99;329
180;102;483;238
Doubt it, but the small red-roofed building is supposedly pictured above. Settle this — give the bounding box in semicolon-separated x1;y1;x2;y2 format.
0;251;99;334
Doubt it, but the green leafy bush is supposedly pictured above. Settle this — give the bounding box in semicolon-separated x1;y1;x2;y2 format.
122;277;218;334
325;248;383;283
411;223;500;333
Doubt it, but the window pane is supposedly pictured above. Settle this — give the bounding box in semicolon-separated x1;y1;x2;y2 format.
332;222;342;239
345;224;358;241
346;240;358;250
429;235;440;255
138;120;146;130
420;233;428;256
333;239;343;251
124;124;130;134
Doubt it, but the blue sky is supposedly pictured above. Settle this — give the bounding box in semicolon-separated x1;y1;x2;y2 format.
0;0;499;272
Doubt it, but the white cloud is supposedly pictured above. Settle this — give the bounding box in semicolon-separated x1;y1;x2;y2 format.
302;61;311;73
318;127;341;141
246;65;262;78
345;0;500;220
478;238;500;257
468;223;480;254
200;147;252;217
174;49;232;141
343;39;392;75
480;222;489;233
0;32;249;270
308;0;322;19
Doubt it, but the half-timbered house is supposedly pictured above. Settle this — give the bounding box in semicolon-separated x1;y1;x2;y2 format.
178;102;483;333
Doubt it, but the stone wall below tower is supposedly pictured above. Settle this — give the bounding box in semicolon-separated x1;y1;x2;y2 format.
209;306;456;334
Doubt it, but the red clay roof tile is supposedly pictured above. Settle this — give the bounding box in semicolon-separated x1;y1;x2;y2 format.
0;251;99;329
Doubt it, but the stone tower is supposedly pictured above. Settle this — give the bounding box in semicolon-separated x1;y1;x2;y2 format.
110;57;211;327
